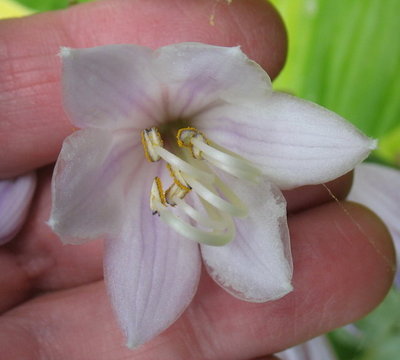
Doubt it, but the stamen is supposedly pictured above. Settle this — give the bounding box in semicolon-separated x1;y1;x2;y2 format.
141;128;163;162
150;177;167;214
166;163;191;191
157;205;235;246
165;183;190;206
165;164;191;206
177;127;208;159
174;198;228;231
184;174;248;217
177;127;261;182
154;146;214;183
191;137;262;182
142;125;261;246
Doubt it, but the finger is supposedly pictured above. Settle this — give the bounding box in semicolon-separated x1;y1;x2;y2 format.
284;171;353;213
0;166;352;312
0;202;394;359
0;0;286;178
0;166;103;313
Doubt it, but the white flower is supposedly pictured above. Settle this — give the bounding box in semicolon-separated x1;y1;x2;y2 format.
348;162;400;288
0;172;37;245
278;335;337;360
48;43;375;347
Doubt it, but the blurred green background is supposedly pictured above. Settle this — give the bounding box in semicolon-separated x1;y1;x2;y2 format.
1;0;399;359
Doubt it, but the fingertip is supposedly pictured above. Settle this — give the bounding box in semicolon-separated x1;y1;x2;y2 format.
284;171;354;213
343;201;396;287
291;200;396;324
0;0;287;178
63;0;287;77
222;0;288;78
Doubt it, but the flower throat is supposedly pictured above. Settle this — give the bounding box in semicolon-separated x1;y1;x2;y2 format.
141;127;262;246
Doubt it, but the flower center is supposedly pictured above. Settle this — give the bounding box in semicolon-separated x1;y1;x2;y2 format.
141;127;262;246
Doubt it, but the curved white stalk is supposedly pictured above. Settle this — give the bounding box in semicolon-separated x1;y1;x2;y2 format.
156;205;235;246
191;137;262;181
184;174;248;217
202;154;260;182
175;198;229;231
154;146;214;183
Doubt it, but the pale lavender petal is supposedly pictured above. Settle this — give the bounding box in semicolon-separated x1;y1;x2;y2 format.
48;128;144;244
104;163;201;348
0;172;37;245
196;92;375;189
201;178;293;302
348;163;400;287
153;43;272;118
61;45;163;130
277;336;337;360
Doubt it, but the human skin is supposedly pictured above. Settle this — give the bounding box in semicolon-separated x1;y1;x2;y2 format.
0;0;395;359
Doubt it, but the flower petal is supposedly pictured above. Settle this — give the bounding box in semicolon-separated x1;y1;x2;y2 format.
196;92;376;189
61;45;162;130
277;336;337;360
153;43;272;118
48;128;143;244
0;172;37;245
200;178;292;302
348;163;400;287
104;163;201;348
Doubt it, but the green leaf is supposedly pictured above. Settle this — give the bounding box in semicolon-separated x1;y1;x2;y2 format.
14;0;93;11
354;289;400;360
328;289;400;360
374;125;400;166
14;0;68;11
271;0;400;140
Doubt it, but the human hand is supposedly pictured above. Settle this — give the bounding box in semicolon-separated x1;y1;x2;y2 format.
0;0;395;359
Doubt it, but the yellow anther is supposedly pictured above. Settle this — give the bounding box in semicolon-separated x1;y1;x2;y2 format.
165;183;191;206
176;127;209;159
166;163;191;191
150;177;167;214
141;127;163;162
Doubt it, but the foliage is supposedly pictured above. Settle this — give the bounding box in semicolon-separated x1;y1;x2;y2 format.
329;290;400;360
270;0;400;163
13;0;89;12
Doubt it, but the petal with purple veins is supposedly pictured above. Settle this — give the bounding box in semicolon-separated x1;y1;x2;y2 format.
153;43;272;118
201;178;292;302
196;92;375;189
48;128;145;244
104;163;201;348
0;172;37;245
61;45;163;130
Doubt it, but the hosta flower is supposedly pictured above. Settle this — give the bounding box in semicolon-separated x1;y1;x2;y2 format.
277;335;337;360
48;43;375;347
348;163;400;288
0;172;37;246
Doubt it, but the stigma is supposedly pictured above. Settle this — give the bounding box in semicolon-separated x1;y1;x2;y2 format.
141;127;262;246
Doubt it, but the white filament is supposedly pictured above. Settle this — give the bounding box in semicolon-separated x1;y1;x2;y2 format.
144;126;262;246
184;174;248;218
203;154;260;182
154;146;214;183
191;137;262;182
175;198;228;231
156;204;235;246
